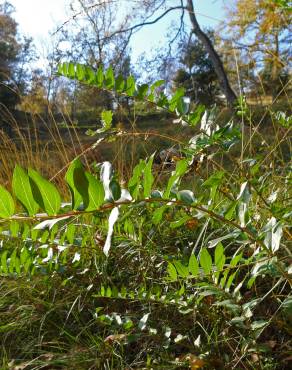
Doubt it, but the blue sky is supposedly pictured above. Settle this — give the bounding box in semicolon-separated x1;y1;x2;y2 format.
10;0;226;65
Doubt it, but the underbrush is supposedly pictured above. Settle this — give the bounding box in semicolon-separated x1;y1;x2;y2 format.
0;64;291;369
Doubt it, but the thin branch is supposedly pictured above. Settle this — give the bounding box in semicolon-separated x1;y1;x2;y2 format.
97;5;185;42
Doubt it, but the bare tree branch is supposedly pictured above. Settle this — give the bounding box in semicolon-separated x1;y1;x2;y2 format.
98;5;185;42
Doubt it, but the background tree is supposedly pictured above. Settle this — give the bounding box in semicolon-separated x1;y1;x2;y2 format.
19;69;48;114
0;1;21;108
173;31;220;107
222;0;291;98
0;1;34;109
54;0;134;120
56;0;237;107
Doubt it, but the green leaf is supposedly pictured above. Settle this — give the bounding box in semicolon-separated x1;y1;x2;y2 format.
20;247;29;265
84;66;96;84
169;87;185;112
0;186;14;218
188;254;199;276
96;65;104;87
137;84;149;99
57;62;64;76
9;249;16;273
150;79;164;92
128;160;145;199
173;260;189;278
188;105;205;126
12;165;38;216
143;154;155;198
170;215;192;229
164;159;189;199
28;169;61;216
214;243;225;271
66;224;75;244
105;66;114;88
225;201;237;220
85;172;105;211
125;75;136;96
152;206;167;225
1;250;8;273
57;62;68;77
115;74;125;92
200;248;212;275
10;220;19;237
76;63;85;81
176;97;189;115
68;62;75;78
72;165;90;208
167;262;177;281
177;190;195;204
101;110;113;130
230;252;242;267
109;179;121;201
65;159;84;210
203;171;225;188
226;271;237;289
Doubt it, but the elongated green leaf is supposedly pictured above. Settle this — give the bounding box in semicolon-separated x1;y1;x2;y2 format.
85;172;105;211
76;63;85;81
170;215;192;229
164;159;189;198
152;205;167;225
28;169;61;216
188;254;199;276
96;66;104;87
143;154;155;198
65;159;84;210
57;62;64;75
9;249;16;273
188;105;205;126
128;160;145;198
125;75;136;96
215;243;225;271
115;74;125;92
1;250;8;273
230;252;242;268
0;186;14;218
200;248;212;275
12;165;38;216
137;84;149;99
72;166;89;208
203;171;225;188
176;97;189;115
66;224;76;244
150;79;164;92
163;174;178;199
10;220;19;237
101;110;113;131
68;62;75;78
109;179;121;201
167;262;177;281
173;260;189;278
169;87;185;112
84;66;96;84
105;66;114;88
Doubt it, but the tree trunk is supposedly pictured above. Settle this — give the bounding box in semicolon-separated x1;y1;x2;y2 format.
186;0;237;107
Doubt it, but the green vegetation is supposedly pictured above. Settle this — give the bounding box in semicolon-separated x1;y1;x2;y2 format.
0;1;291;369
0;63;291;369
